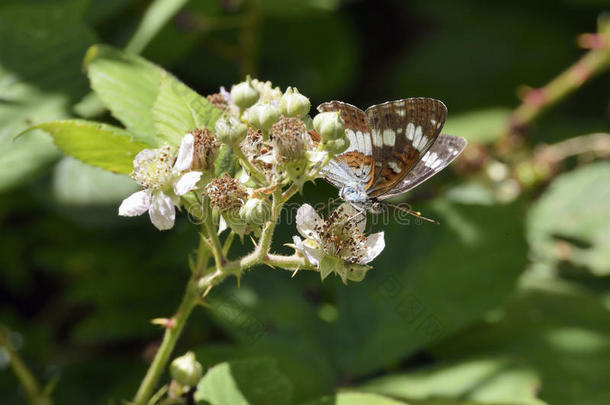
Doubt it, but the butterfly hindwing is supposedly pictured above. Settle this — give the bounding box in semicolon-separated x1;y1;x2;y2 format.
377;134;467;200
318;100;375;186
364;98;447;197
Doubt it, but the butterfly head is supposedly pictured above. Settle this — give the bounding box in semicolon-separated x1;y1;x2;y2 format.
339;184;384;213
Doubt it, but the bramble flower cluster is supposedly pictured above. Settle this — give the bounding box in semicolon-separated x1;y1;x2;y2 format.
118;77;385;284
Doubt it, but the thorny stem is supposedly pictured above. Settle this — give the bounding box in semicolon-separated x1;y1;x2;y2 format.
497;17;610;153
132;280;198;405
264;253;316;271
132;184;312;404
535;132;610;163
0;326;51;405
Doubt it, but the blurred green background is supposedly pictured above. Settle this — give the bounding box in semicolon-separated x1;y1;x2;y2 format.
1;0;610;404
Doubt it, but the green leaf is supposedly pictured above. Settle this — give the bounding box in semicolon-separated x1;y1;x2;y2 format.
206;273;336;402
361;357;546;405
432;280;610;405
194;358;292;405
83;45;162;145
52;157;139;205
331;199;528;376
443;108;510;143
24;120;148;174
124;0;190;54
303;393;409;405
0;0;94;191
527;162;610;276
152;73;223;146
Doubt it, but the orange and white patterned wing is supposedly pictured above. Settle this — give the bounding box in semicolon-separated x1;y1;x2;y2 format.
317;100;375;187
377;134;466;200
365;98;447;197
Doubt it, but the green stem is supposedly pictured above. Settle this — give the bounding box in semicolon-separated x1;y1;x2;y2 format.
132;282;198;405
223;231;236;256
498;19;610;152
232;146;267;184
265;253;315;271
0;326;51;405
133;233;213;405
202;196;226;269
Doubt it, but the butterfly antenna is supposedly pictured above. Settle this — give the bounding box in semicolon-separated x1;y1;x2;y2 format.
317;197;339;214
386;203;440;225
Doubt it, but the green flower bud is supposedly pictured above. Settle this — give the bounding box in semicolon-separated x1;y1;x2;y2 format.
313;111;346;141
322;137;349;155
215;116;247;146
246;103;281;134
170;351;203;387
284;161;310;191
230;79;259;110
239;197;271;225
301;115;314;130
279;87;311;118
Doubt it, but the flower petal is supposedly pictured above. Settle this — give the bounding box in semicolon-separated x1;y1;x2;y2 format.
306;150;328;164
149;191;176;230
118;190;151;216
302;239;323;265
218;216;228;234
296;204;323;240
174;171;202;196
359;231;385;264
257;152;275;164
292;236;321;266
173;133;195;172
133;148;157;166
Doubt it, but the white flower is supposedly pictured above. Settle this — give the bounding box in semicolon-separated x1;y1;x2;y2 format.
119;134;203;230
293;203;385;282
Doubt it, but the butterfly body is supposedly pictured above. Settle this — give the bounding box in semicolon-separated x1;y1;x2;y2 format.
319;98;467;214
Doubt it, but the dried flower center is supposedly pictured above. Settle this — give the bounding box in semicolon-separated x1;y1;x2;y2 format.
243;128;274;170
313;206;367;263
205;173;248;212
206;92;229;111
190;128;220;170
131;144;174;190
271;117;309;162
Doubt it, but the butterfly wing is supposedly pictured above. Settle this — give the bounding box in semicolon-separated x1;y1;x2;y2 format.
317;100;375;188
377;134;467;200
365;98;447;197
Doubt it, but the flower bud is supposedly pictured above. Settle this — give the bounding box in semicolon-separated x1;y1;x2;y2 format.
250;79;282;103
279;87;311;118
215;116;247;146
246;103;281;134
170;351;203;387
239;197;271;225
301;115;314;130
321;137;349;155
313;112;346;141
230;79;259;110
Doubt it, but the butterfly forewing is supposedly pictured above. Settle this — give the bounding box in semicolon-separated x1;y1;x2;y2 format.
364;98;447;197
318;100;375;186
378;134;467;200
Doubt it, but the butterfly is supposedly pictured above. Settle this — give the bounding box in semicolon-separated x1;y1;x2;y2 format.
319;98;467;219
